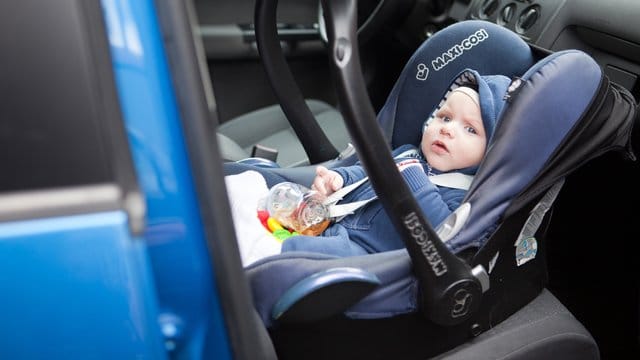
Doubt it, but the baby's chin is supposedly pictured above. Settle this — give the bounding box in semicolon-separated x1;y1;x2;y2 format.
424;153;453;172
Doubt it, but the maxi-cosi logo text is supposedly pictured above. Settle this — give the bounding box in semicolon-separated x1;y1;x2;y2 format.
433;28;489;71
416;28;489;80
403;212;448;276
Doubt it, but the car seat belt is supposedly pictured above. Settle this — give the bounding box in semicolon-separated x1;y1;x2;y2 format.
324;172;473;220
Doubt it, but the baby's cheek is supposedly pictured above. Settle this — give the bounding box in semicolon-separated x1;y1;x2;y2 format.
420;143;430;160
420;133;431;154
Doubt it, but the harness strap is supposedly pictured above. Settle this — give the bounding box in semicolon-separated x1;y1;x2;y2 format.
429;173;473;190
326;172;474;219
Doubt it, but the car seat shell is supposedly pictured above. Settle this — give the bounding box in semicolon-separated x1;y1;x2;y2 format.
241;12;637;357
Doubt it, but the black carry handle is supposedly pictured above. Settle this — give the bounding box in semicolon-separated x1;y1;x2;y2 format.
254;0;340;164
319;0;484;326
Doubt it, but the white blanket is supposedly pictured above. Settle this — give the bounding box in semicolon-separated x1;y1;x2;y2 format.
225;170;282;266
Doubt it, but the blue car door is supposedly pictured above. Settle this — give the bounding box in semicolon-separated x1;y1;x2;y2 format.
0;0;262;358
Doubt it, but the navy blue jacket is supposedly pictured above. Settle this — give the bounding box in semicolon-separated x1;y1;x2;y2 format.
281;144;466;256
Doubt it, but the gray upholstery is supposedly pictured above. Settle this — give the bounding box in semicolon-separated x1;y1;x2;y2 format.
433;289;599;360
217;99;350;167
217;132;251;162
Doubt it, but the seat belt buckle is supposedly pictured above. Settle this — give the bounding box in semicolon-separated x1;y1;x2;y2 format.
252;144;278;162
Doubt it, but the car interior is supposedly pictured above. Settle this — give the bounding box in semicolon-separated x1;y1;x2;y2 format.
1;0;639;359
195;0;640;359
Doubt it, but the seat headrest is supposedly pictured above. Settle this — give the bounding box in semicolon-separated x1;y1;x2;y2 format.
377;20;535;149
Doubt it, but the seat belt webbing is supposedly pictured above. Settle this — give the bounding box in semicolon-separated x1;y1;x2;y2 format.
325;172;474;219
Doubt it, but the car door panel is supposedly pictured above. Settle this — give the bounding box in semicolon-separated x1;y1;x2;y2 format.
0;208;164;358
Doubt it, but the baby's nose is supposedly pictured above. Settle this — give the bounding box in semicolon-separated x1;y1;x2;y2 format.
440;124;453;136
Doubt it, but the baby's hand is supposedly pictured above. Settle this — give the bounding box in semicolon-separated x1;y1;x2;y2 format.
312;166;344;196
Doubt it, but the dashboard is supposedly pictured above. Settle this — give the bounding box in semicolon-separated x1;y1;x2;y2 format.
451;0;640;99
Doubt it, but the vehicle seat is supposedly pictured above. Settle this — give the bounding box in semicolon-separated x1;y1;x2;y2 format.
217;99;350;167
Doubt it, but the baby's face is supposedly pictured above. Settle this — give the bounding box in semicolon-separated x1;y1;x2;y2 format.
421;91;486;172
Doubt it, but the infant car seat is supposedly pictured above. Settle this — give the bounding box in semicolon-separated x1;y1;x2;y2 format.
239;2;638;359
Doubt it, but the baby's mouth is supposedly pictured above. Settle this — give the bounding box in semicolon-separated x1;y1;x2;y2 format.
431;140;448;154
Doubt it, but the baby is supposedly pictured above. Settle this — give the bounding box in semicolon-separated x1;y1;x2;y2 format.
280;70;512;257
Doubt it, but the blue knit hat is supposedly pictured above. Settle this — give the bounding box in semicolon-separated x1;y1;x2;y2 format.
475;72;512;143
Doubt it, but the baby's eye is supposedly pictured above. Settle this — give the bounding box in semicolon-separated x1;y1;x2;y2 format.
465;126;478;135
441;116;452;123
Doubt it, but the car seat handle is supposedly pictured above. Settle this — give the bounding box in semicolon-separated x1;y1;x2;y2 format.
254;0;340;164
320;0;484;326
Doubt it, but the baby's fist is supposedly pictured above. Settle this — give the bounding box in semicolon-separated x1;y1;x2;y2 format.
312;166;344;196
